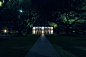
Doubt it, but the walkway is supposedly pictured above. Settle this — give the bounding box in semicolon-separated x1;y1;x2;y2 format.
25;34;61;57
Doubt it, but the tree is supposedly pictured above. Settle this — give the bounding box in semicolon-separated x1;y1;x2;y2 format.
49;9;86;34
0;0;39;35
0;0;9;11
43;0;86;35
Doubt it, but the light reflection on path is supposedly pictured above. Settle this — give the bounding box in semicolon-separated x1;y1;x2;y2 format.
25;34;61;57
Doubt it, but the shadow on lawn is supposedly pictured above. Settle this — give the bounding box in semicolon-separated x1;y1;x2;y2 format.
63;46;86;57
0;38;9;41
0;34;41;37
0;34;41;57
52;42;86;57
59;34;86;37
76;39;86;41
45;34;86;57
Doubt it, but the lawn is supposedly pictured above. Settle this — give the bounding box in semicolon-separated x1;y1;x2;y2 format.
45;34;86;57
0;34;41;57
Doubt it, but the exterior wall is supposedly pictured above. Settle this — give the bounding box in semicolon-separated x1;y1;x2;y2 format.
32;27;53;34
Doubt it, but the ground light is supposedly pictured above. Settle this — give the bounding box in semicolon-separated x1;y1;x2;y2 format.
4;29;7;33
3;29;8;35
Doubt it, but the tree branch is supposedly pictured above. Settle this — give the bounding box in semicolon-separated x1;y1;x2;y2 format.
0;0;9;11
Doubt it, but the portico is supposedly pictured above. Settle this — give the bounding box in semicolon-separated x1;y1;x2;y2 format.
32;27;53;34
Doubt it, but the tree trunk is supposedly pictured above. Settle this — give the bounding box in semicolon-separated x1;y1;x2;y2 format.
65;26;69;35
57;25;60;34
18;30;22;36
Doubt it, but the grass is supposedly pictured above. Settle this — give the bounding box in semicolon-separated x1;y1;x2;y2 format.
0;34;41;57
45;34;86;57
